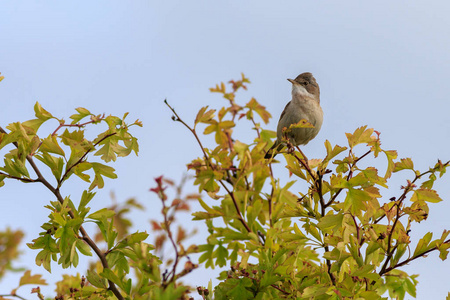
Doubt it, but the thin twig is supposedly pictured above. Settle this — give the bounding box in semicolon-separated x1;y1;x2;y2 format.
51;115;105;136
0;294;28;300
165;100;252;234
161;196;179;284
0;172;37;183
380;238;450;275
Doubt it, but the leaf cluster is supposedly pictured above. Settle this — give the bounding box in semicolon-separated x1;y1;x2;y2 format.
166;75;450;299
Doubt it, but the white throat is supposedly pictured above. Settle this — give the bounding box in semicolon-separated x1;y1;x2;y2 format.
292;84;313;98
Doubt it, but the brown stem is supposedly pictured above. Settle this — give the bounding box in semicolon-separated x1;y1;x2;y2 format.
249;117;261;139
380;238;450;275
0;172;37;183
0;294;27;300
51;115;105;136
161;198;179;284
164;100;211;167
293;152;316;181
379;201;402;275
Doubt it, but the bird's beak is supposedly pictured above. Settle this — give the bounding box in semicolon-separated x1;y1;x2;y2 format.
287;78;295;84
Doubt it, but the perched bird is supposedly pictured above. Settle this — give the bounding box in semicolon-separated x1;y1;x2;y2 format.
264;72;323;159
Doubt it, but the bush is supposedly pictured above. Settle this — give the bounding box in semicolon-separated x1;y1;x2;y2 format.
0;74;449;299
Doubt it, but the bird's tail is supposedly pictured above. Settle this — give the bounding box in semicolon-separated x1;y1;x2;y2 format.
264;142;283;159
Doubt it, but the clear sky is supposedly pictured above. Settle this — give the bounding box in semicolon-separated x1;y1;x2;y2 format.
1;1;450;299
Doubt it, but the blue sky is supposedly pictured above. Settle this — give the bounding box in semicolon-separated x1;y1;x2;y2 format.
1;1;450;298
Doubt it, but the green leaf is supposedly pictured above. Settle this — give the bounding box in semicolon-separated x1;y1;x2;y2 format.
89;162;117;191
317;213;344;233
323;140;347;165
344;188;371;215
79;190;96;211
22;119;46;134
94;135;126;162
0;157;30;178
288;119;314;129
88;208;115;221
115;232;149;249
35;152;64;181
0;130;19;150
100;268;124;290
35;250;53;272
413;232;433;257
195;106;216;125
86;269;107;288
76;239;92;256
40;135;65;156
410;188;442;203
71;162;92;183
34;102;53;121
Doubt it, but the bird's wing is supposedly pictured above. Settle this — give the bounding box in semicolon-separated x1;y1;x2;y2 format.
278;101;291;122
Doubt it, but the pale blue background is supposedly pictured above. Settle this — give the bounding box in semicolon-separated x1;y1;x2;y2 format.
1;1;450;299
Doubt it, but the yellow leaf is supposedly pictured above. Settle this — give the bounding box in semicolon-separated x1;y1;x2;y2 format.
346;126;375;148
19;270;47;286
394;158;415;172
410;188;442;203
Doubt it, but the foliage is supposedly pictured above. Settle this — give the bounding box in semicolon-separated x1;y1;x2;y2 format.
0;73;449;299
165;73;450;299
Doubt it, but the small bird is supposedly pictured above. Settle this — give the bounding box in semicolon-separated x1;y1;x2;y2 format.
264;72;323;159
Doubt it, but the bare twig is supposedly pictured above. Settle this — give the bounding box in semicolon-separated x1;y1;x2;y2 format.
0;172;37;183
0;294;28;300
51;115;105;136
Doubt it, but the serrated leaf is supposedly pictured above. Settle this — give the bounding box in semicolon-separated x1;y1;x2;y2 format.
18;270;47;286
394;158;415;172
413;232;433;257
288;119;314;129
34;102;53;121
245;97;271;124
323;140;347;165
89;162;117;191
346;126;374;148
40;135;65;156
88;208;115;220
410;189;442;203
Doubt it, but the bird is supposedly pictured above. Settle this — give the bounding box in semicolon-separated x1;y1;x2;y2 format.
264;72;323;159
